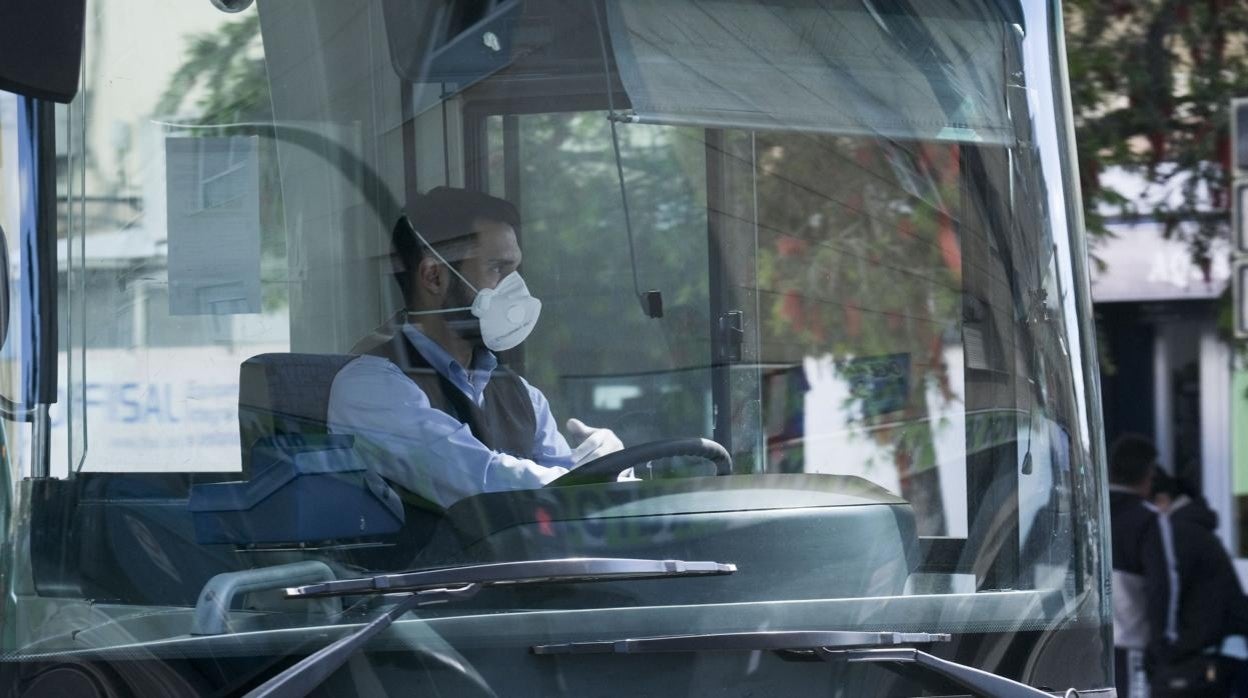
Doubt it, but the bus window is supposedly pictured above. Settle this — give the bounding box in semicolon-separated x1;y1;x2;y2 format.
0;92;60;479
49;8;294;474
0;91;24;487
0;0;1112;695
482;112;716;468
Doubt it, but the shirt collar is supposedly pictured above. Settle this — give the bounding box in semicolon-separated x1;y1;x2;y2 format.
400;322;498;379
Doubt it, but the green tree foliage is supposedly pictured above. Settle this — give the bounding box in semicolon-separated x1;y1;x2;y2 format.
514;114;715;454
1064;0;1248;259
749;134;967;533
155;14;268;124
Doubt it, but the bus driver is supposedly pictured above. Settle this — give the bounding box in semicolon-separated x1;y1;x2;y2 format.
328;187;628;509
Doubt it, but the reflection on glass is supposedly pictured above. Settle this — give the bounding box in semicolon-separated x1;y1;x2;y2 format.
0;0;1111;694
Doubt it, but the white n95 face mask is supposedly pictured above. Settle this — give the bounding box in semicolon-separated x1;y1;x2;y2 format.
467;270;542;351
402;217;542;352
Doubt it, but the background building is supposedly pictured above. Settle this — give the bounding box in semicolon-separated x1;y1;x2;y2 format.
1091;166;1247;581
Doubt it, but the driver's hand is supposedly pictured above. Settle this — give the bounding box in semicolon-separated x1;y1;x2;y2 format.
566;418;625;467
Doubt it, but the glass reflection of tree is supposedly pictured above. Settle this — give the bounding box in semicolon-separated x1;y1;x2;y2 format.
754;134;964;535
517;113;712;445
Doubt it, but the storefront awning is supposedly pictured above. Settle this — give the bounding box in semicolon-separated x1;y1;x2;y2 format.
1090;221;1230;303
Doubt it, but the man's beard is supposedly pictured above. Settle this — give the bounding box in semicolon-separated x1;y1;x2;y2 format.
443;272;483;345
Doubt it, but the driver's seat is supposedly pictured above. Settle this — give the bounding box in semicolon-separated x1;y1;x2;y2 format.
237;353;354;477
188;353;406;547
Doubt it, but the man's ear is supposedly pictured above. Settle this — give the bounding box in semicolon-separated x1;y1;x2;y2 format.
417;257;447;296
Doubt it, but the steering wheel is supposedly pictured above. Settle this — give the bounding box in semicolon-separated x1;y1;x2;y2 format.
547;438;733;487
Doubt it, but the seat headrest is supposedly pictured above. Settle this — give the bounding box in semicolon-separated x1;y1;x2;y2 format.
238;353;356;476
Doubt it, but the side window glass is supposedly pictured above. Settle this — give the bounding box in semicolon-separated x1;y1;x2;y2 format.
56;10;290;473
0;92;31;476
490;112;715;460
0;93;60;477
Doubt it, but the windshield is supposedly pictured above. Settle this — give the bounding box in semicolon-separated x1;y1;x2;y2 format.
0;0;1111;694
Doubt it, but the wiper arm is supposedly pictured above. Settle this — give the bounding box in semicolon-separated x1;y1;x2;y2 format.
819;647;1054;698
284;557;735;599
246;558;735;698
244;584;480;698
533;630;1052;698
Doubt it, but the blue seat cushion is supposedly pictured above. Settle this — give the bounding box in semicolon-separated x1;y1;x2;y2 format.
188;435;404;545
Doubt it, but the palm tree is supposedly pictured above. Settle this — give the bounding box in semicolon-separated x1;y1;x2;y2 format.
155;14;269;125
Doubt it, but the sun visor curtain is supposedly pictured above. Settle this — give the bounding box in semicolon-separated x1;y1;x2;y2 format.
604;0;1015;145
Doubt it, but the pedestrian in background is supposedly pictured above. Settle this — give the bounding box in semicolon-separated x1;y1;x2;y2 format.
1148;467;1247;697
1108;434;1170;697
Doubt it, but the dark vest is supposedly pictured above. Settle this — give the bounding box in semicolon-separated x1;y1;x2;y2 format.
355;326;538;461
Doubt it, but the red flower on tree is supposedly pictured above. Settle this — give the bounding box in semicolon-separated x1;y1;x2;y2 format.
780;291;804;328
776;234;809;258
897;215;915;240
843;302;863;339
937;212;962;281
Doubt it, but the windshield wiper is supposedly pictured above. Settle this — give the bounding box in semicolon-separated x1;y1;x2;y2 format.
243;584;479;698
245;558;736;698
283;556;735;599
533;630;1053;698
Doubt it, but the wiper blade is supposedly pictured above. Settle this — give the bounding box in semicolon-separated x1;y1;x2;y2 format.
285;557;736;599
532;630;1052;698
820;647;1054;698
248;558;735;698
533;629;950;654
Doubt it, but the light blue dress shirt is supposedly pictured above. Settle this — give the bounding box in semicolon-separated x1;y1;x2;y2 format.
327;324;575;509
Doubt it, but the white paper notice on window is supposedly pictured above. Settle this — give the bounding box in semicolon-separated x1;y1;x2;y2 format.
165;136;261;316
